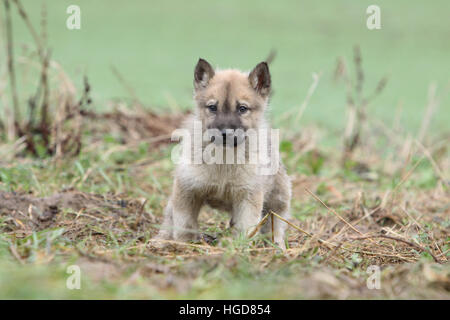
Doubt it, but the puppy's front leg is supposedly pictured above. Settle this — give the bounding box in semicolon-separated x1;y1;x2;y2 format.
155;198;174;240
171;181;202;242
231;190;264;237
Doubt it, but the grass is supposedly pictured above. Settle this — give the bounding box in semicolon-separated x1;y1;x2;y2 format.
0;110;448;298
0;0;449;299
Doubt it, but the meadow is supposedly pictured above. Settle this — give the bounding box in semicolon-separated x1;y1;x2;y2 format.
0;0;448;299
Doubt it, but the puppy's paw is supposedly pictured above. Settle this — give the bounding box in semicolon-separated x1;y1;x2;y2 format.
151;230;173;249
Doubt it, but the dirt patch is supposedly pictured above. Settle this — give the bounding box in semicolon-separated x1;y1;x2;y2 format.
0;190;139;231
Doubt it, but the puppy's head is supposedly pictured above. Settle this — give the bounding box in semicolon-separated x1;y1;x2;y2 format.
193;58;271;147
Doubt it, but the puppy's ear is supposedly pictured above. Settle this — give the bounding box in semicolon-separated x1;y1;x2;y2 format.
248;62;271;97
194;58;215;90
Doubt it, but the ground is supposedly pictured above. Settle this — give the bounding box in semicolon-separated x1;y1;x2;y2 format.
0;106;448;299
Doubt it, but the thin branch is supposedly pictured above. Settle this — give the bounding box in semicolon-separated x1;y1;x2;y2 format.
12;0;44;59
110;65;146;112
294;72;321;124
270;210;335;249
349;234;441;263
305;187;366;237
248;212;270;238
392;156;424;195
414;138;447;184
4;0;21;126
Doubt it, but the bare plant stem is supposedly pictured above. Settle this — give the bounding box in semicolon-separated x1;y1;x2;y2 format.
12;0;44;58
350;234;441;263
305;188;366;237
4;0;20;128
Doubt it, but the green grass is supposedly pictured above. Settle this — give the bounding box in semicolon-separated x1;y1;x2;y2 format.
0;128;448;299
4;0;450;137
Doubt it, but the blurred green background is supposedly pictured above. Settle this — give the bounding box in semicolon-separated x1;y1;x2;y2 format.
3;0;450;134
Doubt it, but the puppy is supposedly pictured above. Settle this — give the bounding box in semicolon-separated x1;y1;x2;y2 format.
156;59;291;248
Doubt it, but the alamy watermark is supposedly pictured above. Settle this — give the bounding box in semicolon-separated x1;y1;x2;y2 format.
170;121;280;175
366;265;381;289
66;5;81;30
366;5;381;30
66;265;81;290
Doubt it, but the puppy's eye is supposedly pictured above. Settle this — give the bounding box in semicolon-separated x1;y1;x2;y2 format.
238;105;248;114
207;105;217;112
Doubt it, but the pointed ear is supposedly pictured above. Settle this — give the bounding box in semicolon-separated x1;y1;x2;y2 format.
248;62;271;97
194;58;215;90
